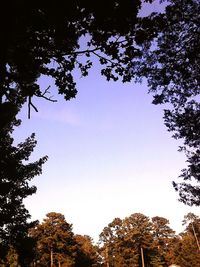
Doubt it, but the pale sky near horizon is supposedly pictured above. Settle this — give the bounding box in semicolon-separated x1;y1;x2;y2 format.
13;0;199;242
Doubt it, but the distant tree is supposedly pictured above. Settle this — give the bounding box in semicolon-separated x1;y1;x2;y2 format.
165;213;200;267
74;235;100;267
0;245;19;267
172;233;200;266
30;212;76;267
0;117;47;266
122;213;155;267
99;213;162;267
164;236;181;266
182;212;200;250
152;216;175;246
151;216;176;267
99;214;190;267
99;217;126;267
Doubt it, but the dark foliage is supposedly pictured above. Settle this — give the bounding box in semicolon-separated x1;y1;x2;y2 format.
0;117;47;266
0;0;153;113
139;0;200;205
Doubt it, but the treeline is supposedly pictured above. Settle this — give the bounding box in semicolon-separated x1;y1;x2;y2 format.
1;212;199;267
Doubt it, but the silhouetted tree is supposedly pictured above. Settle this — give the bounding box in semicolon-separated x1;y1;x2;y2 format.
0;0;151;114
0;117;47;266
139;0;200;205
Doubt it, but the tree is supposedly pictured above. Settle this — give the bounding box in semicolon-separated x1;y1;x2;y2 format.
152;216;175;245
30;212;76;267
164;236;181;267
99;213;160;267
74;235;100;267
166;104;200;206
139;0;200;205
175;233;200;267
123;213;157;267
163;213;200;267
0;0;153;114
151;216;176;266
99;214;186;267
182;212;200;250
99;217;126;267
0;245;20;267
0;117;47;266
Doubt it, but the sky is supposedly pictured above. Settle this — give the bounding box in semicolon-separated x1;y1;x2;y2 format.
15;66;199;242
13;0;199;242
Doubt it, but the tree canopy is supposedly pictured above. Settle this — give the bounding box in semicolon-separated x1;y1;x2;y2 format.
140;0;200;206
74;234;99;267
170;213;200;266
1;211;200;266
0;0;151;111
30;212;99;267
30;212;76;266
99;213;179;267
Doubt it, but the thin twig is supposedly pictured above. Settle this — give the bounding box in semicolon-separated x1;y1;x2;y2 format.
36;86;57;102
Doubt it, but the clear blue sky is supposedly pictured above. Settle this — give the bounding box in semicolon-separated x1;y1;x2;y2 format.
14;0;199;241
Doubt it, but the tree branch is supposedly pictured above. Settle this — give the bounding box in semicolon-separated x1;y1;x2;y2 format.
36;86;57;102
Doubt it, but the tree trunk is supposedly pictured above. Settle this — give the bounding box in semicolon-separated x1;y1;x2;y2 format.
141;247;145;267
50;249;53;267
106;246;109;267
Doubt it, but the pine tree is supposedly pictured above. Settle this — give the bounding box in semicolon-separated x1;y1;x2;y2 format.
99;213;156;267
74;235;100;267
30;212;76;267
